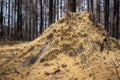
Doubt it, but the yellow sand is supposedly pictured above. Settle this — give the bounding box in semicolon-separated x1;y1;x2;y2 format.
0;11;120;80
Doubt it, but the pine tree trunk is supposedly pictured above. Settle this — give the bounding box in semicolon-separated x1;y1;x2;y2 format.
87;0;89;12
60;0;62;17
67;0;76;12
49;0;53;25
53;0;56;23
8;0;10;40
40;0;43;34
17;0;22;40
113;0;119;38
90;0;93;13
104;0;109;32
0;0;3;40
57;0;59;19
96;0;100;23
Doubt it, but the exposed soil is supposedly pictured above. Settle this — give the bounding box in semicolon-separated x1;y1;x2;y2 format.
0;11;120;80
0;41;29;66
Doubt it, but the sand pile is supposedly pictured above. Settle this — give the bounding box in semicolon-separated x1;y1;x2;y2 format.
0;41;28;66
0;11;120;80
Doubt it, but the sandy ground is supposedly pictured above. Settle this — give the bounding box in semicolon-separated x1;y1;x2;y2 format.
0;11;120;80
0;41;29;66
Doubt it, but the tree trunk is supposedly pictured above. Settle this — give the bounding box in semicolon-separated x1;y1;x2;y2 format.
13;0;17;40
113;0;119;38
53;0;56;23
8;0;10;40
87;0;89;12
104;0;109;32
67;0;76;12
16;0;22;40
90;0;93;13
49;0;53;25
60;0;62;17
0;0;3;40
57;0;59;19
40;0;43;34
35;0;38;37
96;0;100;23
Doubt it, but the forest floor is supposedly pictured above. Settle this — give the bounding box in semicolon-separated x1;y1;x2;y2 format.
0;11;120;80
0;41;29;66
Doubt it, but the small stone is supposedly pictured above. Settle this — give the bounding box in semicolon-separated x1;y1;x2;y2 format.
61;64;67;68
44;72;50;76
40;58;46;63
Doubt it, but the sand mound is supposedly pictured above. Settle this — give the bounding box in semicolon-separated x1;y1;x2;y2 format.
0;11;120;80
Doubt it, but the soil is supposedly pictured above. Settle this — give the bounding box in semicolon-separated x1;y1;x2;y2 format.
0;11;120;80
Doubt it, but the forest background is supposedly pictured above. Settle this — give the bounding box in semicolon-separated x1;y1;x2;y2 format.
0;0;119;41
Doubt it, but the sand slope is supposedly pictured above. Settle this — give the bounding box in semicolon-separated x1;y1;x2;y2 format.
0;11;120;80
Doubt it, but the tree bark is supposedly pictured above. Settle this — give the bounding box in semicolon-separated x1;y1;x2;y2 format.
40;0;43;34
0;0;3;40
113;0;119;38
49;0;53;25
67;0;76;12
8;0;11;40
87;0;89;12
90;0;93;13
96;0;100;23
60;0;62;17
16;0;23;40
104;0;109;32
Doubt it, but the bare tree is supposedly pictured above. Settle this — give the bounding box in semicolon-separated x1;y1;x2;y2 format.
113;0;119;38
49;0;53;25
87;0;90;12
104;0;109;32
8;0;11;40
40;0;43;34
16;0;23;40
90;0;93;13
0;0;3;40
96;0;100;23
